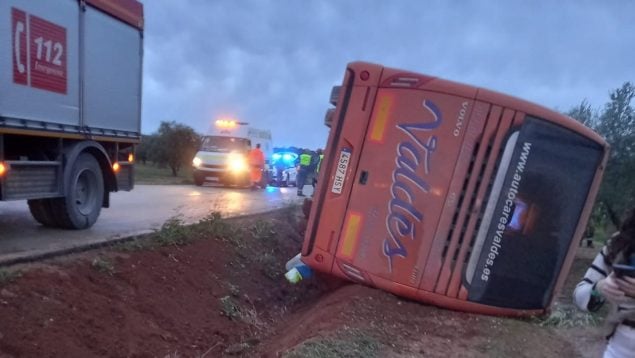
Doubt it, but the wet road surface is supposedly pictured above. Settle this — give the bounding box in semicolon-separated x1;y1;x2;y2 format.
0;184;309;265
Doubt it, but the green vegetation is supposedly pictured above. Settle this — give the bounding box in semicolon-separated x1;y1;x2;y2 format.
112;207;294;292
114;237;146;252
258;250;280;279
283;329;381;358
219;295;242;320
113;211;240;252
91;257;115;275
227;282;241;297
531;303;602;328
135;162;193;185
197;212;240;244
250;219;276;241
155;215;190;246
219;295;265;329
568;82;635;229
136;121;201;177
0;269;21;285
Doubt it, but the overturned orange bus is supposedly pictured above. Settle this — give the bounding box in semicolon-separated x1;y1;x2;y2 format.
301;62;608;316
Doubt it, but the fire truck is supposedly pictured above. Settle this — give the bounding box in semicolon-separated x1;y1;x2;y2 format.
192;119;272;187
0;0;143;229
298;62;608;316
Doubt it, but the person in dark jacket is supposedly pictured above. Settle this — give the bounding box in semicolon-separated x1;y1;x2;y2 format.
295;149;313;196
312;148;324;188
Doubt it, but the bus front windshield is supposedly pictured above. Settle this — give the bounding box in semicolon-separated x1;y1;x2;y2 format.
201;136;250;153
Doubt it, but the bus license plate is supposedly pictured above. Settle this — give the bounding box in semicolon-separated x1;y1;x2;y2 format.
331;149;351;194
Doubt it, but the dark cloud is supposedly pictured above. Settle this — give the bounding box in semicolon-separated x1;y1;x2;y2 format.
141;0;635;148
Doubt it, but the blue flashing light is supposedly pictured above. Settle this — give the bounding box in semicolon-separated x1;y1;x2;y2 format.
272;152;298;165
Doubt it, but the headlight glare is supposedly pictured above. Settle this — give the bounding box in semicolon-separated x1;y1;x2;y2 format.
228;154;248;172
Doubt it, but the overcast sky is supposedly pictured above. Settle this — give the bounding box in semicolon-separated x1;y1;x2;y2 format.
141;0;634;149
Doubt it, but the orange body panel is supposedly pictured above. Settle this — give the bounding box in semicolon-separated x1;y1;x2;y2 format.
302;62;608;316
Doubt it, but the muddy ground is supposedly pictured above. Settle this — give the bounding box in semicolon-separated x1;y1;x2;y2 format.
0;208;607;357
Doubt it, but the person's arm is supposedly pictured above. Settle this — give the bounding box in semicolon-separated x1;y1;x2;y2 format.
573;246;611;312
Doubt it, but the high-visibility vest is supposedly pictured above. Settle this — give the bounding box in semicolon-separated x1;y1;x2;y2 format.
317;154;324;172
248;148;265;167
299;153;312;166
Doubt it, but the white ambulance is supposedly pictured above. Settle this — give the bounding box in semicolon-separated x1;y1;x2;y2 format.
192;119;272;186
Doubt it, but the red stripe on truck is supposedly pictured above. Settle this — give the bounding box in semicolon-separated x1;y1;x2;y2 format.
86;0;144;30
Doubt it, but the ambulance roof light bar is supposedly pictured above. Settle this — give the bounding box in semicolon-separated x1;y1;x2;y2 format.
215;118;249;128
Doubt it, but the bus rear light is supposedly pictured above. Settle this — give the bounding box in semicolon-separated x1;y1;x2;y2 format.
112;162;120;172
337;212;363;260
128;153;134;163
0;163;6;177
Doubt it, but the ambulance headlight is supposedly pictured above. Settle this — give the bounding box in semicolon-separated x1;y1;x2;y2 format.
192;157;202;168
228;153;248;172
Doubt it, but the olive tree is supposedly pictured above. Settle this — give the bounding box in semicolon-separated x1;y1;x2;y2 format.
152;121;201;176
569;82;635;228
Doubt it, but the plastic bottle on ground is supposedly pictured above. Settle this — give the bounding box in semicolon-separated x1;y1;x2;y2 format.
285;253;302;271
284;263;313;284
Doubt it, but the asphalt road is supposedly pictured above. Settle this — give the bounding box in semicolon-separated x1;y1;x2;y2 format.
0;184;308;265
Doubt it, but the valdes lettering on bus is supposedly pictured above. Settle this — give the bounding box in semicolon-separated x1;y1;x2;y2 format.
383;99;443;271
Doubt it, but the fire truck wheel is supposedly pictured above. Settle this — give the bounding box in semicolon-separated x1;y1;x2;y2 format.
51;153;104;229
27;199;58;227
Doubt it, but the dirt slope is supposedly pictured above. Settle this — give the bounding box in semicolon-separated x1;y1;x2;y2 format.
0;209;605;357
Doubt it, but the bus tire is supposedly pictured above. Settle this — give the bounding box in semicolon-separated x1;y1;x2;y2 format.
51;153;104;229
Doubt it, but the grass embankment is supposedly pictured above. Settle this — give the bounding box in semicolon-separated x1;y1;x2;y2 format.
0;205;309;357
134;162;193;185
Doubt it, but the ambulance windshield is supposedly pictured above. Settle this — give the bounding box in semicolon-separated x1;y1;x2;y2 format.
201;136;250;153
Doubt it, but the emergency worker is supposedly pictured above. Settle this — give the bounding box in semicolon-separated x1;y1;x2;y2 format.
248;143;265;189
313;148;324;187
274;153;286;186
296;149;312;196
573;207;635;357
